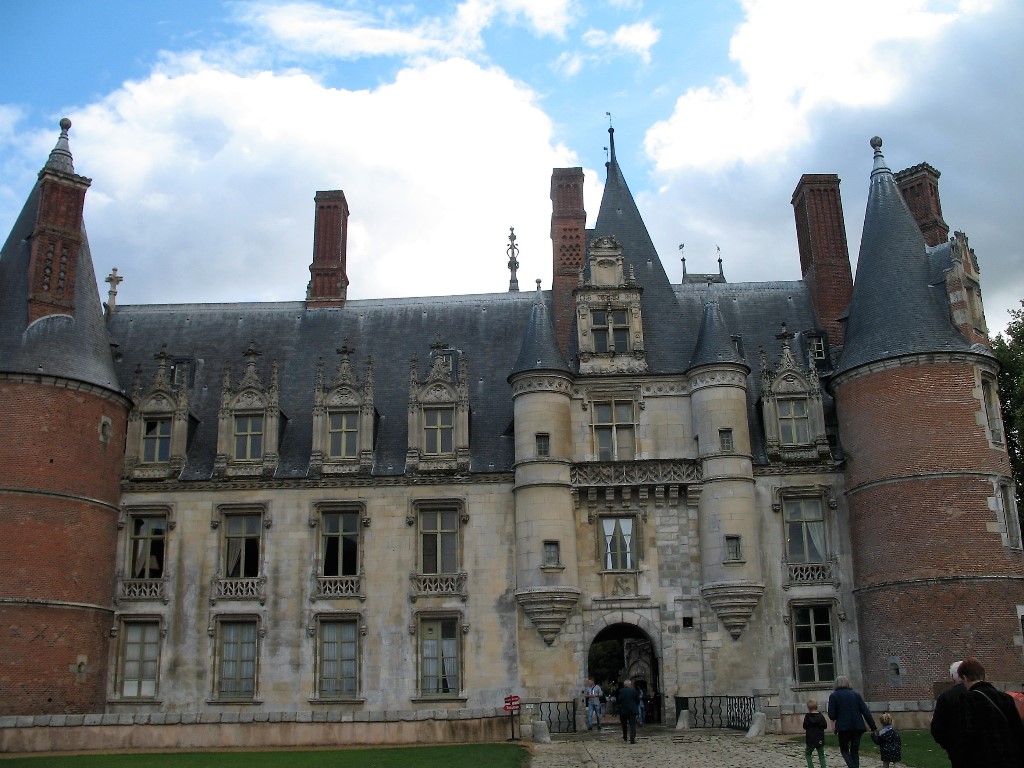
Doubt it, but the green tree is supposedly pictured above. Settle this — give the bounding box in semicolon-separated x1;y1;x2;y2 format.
993;300;1024;512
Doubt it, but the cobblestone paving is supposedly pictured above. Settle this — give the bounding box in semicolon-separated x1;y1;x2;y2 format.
530;726;846;768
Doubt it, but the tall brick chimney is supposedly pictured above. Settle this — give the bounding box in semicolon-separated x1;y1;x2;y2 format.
306;190;349;307
791;174;853;346
550;168;586;354
27;118;91;324
894;163;949;247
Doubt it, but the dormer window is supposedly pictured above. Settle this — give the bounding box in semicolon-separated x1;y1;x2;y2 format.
124;348;192;480
406;340;470;472
778;399;810;446
592;309;630;353
760;335;830;463
214;342;281;478
310;349;375;476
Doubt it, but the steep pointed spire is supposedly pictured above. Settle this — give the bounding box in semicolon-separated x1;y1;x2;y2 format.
688;295;748;371
835;137;972;376
509;280;570;378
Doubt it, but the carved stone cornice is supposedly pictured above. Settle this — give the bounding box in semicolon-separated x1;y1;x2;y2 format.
515;586;581;645
688;368;747;392
511;376;573;397
571;460;701;488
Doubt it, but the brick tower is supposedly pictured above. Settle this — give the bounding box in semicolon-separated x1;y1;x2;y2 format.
831;138;1023;699
0;120;129;714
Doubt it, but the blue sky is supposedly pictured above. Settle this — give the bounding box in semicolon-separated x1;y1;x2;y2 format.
1;0;1020;335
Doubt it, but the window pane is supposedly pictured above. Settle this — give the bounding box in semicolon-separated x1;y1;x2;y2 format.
595;403;612;423
615;402;633;422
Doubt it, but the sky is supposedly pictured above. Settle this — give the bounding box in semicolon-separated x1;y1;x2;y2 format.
0;0;1020;336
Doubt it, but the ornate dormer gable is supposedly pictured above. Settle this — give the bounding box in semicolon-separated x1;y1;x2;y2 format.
214;341;282;479
124;345;191;481
944;230;989;345
575;235;648;375
760;326;831;463
406;335;470;473
309;342;376;477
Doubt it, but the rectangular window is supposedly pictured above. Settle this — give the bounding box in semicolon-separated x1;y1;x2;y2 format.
809;336;826;361
119;620;161;698
793;605;836;684
322;510;359;577
142;417;171;463
536;433;550;458
328;411;359;458
421;507;459;575
423;407;454;454
318;618;358;698
543;540;561;566
602;516;635;570
778;398;810;445
725;535;742;562
217;620;258;699
224;512;262;578
1001;484;1021;549
784;498;827;563
594;400;635;461
129;514;167;578
592;309;630;353
719;428;734;452
233;414;264;460
983;379;1003;444
420;617;460;695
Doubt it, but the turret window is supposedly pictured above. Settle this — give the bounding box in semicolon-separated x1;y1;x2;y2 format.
983;377;1003;444
594;400;635;461
719;428;734;453
536;433;550;457
592;309;630;353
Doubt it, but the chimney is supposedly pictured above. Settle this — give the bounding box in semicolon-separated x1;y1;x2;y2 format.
550;168;586;354
894;163;949;247
27;119;91;324
791;174;853;346
306;190;349;307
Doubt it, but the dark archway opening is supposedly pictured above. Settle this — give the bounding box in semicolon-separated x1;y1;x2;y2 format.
587;623;661;723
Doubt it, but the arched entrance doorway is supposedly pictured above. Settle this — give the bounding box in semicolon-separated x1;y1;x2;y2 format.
587;623;661;724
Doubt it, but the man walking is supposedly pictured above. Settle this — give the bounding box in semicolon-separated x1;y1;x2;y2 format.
616;679;642;744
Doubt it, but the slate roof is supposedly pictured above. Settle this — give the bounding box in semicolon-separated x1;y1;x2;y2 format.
0;124;122;393
509;283;571;378
835;137;976;376
108;292;537;479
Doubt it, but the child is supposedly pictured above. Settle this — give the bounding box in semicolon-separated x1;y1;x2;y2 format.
871;712;902;768
803;698;828;768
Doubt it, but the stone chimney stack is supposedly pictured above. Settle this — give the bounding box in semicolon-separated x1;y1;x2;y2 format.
27;118;91;324
549;168;586;354
307;190;349;307
894;163;949;247
791;173;853;346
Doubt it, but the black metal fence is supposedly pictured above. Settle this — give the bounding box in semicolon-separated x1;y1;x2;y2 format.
539;700;577;733
681;695;755;730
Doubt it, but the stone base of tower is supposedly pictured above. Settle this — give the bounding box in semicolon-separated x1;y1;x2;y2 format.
0;604;112;715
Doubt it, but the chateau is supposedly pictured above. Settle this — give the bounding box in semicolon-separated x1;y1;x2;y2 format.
1;120;1020;748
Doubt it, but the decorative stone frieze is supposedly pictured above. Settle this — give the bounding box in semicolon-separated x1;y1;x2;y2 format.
515;586;581;645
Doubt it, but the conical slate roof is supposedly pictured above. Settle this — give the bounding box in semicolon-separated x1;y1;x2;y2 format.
588;128;701;372
835;137;974;376
0;121;122;392
509;282;571;378
687;297;748;371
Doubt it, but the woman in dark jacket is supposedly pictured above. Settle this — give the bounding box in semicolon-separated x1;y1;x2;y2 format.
827;676;877;768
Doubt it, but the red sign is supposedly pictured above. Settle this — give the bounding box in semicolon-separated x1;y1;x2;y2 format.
504;695;521;703
503;703;521;712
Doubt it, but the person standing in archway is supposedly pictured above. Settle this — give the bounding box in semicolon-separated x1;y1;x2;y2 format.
585;678;604;730
617;679;642;744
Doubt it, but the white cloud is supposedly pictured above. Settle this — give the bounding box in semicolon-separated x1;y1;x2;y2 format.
645;0;987;173
28;55;580;306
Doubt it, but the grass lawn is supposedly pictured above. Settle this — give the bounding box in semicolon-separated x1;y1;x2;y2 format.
0;743;530;768
813;730;950;768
